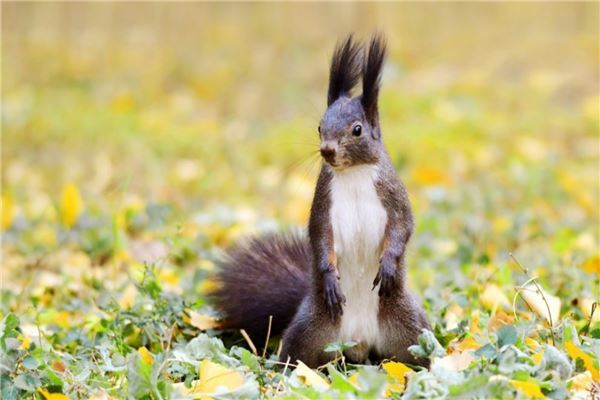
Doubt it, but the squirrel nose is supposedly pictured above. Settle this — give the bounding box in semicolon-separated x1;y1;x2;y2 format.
320;146;336;163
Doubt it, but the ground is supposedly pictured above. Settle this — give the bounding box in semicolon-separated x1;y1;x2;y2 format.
2;3;599;399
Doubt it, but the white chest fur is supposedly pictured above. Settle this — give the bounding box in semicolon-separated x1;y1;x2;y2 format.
330;165;388;350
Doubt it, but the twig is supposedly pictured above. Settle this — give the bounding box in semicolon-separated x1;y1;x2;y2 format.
275;356;291;395
240;329;258;355
583;301;597;334
262;315;273;359
510;252;556;345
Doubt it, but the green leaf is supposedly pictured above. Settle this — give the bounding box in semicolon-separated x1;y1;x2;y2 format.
0;314;20;351
497;325;517;348
475;344;496;359
327;365;357;393
408;329;446;359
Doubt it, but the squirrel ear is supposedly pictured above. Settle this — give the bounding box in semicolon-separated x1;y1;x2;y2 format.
327;35;362;106
361;33;387;128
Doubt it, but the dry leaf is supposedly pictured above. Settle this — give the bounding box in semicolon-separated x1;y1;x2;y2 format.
295;360;330;391
434;351;476;371
509;380;545;399
568;371;593;391
60;183;83;228
185;310;220;330
444;303;464;330
519;283;560;327
480;284;510;310
488;310;514;330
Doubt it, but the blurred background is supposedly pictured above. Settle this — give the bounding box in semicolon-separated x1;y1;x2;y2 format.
2;3;598;305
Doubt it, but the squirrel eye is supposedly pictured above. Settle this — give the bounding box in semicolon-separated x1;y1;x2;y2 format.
318;125;321;134
352;124;362;137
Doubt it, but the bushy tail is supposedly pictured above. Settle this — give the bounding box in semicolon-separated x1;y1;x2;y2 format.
212;232;312;344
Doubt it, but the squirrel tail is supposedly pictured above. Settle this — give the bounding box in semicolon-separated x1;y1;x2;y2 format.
212;232;312;344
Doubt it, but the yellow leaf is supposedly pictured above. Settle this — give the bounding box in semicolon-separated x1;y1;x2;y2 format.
565;342;599;381
295;360;330;391
455;336;480;352
119;284;137;309
18;335;31;350
531;351;544;365
525;337;540;351
52;311;70;328
2;192;14;230
183;359;244;397
198;278;220;295
138;347;154;365
382;361;413;385
580;254;600;275
186;310;219;330
509;380;545;399
38;388;69;400
480;284;510;310
520;283;561;327
60;183;83;228
412;166;450;186
470;310;481;334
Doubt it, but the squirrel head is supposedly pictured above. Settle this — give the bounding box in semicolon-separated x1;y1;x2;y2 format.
318;34;387;170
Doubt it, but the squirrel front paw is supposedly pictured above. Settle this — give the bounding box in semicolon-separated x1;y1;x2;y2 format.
372;255;397;297
323;270;346;320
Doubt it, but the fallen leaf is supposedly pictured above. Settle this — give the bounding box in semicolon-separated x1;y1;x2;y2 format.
185;310;220;330
488;310;514;330
60;183;83;228
38;388;69;400
580;254;599;275
412;166;450;186
480;284;510;310
568;371;593;391
18;334;30;350
118;284;137;309
138;347;154;365
295;360;330;391
509;380;544;399
565;342;599;381
181;359;244;397
382;361;413;385
454;336;480;352
444;303;464;330
434;351;476;371
519;283;561;327
531;351;544;365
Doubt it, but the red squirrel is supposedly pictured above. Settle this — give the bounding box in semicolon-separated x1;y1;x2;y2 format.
214;34;431;368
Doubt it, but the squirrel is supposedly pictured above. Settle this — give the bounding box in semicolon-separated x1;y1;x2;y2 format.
213;34;431;368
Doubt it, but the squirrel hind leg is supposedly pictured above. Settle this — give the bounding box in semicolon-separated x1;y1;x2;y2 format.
280;297;340;368
376;292;432;369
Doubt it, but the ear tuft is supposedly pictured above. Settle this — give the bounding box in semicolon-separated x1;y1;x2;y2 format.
327;35;362;106
361;33;387;126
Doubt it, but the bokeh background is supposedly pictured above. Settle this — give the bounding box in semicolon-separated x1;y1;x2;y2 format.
1;3;599;396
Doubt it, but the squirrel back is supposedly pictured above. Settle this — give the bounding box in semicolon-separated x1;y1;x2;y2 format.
212;232;312;344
